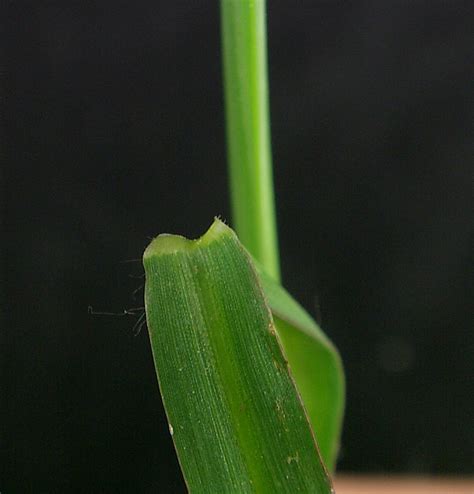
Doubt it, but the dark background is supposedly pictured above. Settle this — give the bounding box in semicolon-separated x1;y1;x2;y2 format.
3;1;473;492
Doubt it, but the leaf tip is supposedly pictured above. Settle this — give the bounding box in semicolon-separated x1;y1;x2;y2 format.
143;218;234;260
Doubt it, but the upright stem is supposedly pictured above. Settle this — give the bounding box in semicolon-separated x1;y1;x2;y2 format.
220;0;281;282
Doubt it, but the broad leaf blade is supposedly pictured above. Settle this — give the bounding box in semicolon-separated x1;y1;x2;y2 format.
257;267;345;471
144;219;333;493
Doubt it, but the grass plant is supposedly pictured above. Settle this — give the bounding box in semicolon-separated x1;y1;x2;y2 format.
143;1;345;491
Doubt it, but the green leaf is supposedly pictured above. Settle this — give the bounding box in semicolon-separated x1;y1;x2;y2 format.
256;266;345;472
144;219;333;493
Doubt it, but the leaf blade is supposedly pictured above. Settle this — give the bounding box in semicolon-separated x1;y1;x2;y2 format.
144;219;333;493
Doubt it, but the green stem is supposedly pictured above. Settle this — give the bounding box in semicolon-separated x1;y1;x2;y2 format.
220;0;281;282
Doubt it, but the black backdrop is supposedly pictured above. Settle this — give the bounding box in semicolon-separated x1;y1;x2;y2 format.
3;1;473;492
